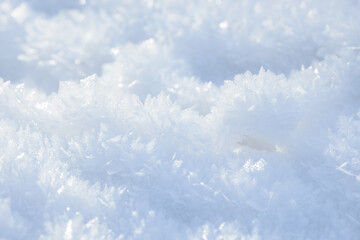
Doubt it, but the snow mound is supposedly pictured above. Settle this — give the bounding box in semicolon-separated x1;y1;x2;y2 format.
1;0;360;239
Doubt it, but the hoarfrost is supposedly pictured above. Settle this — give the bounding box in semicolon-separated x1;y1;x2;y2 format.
1;0;360;239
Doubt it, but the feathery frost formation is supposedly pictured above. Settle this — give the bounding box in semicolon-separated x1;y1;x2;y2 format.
1;0;360;239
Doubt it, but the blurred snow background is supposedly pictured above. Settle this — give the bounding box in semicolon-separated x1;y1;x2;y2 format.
1;0;360;239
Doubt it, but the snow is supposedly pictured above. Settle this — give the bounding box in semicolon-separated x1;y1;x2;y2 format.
0;0;360;239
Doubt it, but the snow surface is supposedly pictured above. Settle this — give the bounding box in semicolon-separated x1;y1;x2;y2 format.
1;0;360;239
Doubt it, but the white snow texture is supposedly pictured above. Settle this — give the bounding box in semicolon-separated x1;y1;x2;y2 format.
1;0;360;239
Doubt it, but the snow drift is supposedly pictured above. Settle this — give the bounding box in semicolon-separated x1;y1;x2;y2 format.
0;0;360;239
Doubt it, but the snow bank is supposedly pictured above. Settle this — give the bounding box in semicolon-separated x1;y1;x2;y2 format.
1;0;360;239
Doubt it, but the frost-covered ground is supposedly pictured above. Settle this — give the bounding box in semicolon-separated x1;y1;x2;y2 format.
1;0;360;239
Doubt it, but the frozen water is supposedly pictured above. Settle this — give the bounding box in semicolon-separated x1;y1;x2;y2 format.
1;0;360;239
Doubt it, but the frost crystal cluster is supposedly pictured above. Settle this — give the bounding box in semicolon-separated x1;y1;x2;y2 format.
0;0;360;239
